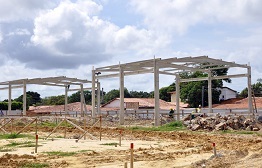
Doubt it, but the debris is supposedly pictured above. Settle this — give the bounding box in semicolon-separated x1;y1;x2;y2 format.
183;114;260;131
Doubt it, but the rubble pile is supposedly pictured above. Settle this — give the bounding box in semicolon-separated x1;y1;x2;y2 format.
183;114;261;131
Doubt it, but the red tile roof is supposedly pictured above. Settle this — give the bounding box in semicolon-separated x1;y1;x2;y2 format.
213;97;262;109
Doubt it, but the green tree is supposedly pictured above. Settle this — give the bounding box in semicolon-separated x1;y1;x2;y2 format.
14;91;41;106
68;90;92;105
180;67;230;107
240;81;262;98
129;91;151;98
159;83;176;102
103;88;130;103
42;95;65;105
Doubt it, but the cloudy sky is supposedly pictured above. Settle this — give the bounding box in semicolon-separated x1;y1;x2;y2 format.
0;0;262;100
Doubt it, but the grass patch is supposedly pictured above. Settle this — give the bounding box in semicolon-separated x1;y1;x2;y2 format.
20;162;49;168
100;142;118;146
78;150;94;153
44;151;76;157
0;133;34;139
220;130;259;135
129;121;185;131
4;141;41;148
40;121;74;128
0;147;14;152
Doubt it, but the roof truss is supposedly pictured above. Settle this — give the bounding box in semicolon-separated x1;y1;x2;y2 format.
94;56;248;79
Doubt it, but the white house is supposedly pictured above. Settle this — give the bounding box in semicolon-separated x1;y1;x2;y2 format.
218;87;237;101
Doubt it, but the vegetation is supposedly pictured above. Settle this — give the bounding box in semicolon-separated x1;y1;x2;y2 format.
129;121;185;131
240;80;262;98
4;141;38;148
179;66;231;107
0;133;34;139
0;146;14;152
20;162;49;168
15;91;42;106
68;90;94;105
100;142;119;146
159;83;176;102
0;101;23;110
44;151;77;156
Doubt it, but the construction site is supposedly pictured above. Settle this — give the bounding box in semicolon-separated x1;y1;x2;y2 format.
0;56;262;168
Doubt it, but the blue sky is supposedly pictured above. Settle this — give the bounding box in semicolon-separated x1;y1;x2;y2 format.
0;0;262;100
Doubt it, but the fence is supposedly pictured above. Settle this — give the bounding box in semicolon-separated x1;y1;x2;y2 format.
1;108;262;119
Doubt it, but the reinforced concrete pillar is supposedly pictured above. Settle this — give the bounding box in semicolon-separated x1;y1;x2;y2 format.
92;68;96;120
65;86;68;114
175;74;180;120
80;84;84;117
208;71;212;113
23;80;27;116
119;65;125;125
247;66;253;117
8;84;12;115
97;81;101;115
154;59;160;126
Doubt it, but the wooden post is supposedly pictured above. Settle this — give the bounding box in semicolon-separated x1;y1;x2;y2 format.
64;127;67;139
130;143;134;168
35;118;38;153
99;115;102;141
213;142;217;157
11;118;13;133
84;118;86;140
119;130;122;146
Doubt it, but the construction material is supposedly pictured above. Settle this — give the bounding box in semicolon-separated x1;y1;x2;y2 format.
184;114;260;131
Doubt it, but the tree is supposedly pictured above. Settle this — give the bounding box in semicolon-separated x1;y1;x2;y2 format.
129;91;152;98
240;81;262;98
180;67;230;107
103;88;130;103
14;91;41;106
42;95;65;105
68;90;92;105
159;83;176;102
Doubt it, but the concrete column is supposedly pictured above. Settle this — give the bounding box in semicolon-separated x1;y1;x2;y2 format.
208;71;212;113
154;59;160;126
97;81;101;115
119;66;125;125
92;69;96;119
23;80;27;116
8;84;12;115
80;84;84;117
247;66;253;117
175;74;180;120
65;86;68;114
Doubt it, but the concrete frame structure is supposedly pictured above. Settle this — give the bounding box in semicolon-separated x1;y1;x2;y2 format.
92;56;251;126
0;76;92;116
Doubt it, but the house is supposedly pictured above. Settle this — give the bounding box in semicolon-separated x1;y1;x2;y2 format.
218;87;237;101
101;98;183;110
28;102;92;116
168;91;181;103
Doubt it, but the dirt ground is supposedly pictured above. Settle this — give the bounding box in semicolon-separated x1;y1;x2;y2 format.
0;125;262;168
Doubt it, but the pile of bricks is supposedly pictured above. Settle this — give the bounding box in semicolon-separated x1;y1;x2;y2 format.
183;113;261;131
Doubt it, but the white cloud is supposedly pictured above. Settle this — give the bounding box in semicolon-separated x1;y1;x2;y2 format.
0;31;2;43
130;0;262;35
22;0;167;69
0;0;57;22
7;29;31;36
